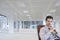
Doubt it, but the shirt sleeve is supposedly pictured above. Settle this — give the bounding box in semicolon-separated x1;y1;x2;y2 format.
39;28;51;40
56;33;60;38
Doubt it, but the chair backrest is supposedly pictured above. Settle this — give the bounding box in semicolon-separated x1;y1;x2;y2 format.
37;25;45;40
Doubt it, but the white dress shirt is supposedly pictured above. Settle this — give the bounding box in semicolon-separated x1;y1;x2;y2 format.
39;26;60;40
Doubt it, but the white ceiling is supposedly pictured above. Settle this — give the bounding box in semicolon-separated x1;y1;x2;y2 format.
0;0;60;21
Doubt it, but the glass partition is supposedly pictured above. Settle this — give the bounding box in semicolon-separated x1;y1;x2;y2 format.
14;20;43;32
0;14;8;33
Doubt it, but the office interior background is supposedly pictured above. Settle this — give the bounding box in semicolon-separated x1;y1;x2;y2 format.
0;0;60;40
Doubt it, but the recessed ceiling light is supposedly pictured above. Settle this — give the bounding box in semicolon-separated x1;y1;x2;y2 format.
24;10;29;13
47;13;52;16
49;10;56;13
26;14;30;17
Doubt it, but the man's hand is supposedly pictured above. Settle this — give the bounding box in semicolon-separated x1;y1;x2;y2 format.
49;28;54;33
49;27;55;33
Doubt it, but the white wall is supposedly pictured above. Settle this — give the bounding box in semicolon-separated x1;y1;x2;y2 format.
7;17;14;33
55;21;60;33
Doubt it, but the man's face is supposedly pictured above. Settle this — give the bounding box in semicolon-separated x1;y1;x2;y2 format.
46;19;53;26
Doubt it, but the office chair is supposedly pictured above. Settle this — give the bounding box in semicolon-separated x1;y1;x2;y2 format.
37;25;45;40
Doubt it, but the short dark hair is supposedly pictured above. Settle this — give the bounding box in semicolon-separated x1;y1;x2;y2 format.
45;16;53;21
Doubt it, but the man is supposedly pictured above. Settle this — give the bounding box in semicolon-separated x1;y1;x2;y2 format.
39;16;60;40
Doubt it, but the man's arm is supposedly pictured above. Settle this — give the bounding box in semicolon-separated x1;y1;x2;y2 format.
39;28;51;40
56;33;60;38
